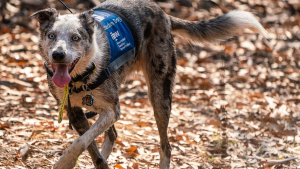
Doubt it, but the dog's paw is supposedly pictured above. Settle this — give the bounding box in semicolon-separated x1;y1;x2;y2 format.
53;154;77;169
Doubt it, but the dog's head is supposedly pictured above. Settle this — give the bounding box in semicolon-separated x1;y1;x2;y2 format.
32;9;95;88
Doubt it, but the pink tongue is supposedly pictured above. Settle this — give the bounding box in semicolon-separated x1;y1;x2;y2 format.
52;64;71;88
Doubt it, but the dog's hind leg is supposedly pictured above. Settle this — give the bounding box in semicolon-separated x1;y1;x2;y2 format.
67;107;109;169
141;38;177;169
101;125;117;160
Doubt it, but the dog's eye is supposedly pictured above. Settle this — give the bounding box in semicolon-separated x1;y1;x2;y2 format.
48;34;55;39
72;36;80;41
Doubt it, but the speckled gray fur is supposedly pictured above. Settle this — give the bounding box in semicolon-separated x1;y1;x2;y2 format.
32;0;268;168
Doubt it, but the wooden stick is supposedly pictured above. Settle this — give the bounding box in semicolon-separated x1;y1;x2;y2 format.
239;156;298;167
263;157;297;167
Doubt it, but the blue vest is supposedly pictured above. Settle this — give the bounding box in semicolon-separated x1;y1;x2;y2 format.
93;10;135;73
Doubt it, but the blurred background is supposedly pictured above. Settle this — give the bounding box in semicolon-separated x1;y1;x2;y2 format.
0;0;300;168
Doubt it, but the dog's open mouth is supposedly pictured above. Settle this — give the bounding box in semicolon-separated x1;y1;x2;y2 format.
51;58;80;88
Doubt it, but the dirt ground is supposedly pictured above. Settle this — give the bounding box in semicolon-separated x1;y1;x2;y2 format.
1;0;300;168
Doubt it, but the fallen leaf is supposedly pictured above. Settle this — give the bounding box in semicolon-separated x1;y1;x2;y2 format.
132;163;138;169
115;138;125;146
207;119;222;127
115;164;124;169
0;124;9;129
123;152;138;158
125;146;138;153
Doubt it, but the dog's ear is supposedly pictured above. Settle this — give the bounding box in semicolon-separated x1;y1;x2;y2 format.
79;10;95;38
31;8;58;30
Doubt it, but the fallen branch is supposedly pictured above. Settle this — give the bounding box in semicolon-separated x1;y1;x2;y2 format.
239;156;298;167
133;141;160;145
28;144;47;154
262;157;298;167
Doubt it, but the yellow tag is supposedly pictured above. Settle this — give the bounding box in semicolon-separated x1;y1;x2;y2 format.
76;156;80;166
93;62;97;72
58;85;69;123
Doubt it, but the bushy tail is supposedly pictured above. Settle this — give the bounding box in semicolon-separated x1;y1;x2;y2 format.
169;11;269;43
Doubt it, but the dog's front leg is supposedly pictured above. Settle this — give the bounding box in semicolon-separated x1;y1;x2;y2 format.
67;107;109;168
101;125;118;160
54;109;117;169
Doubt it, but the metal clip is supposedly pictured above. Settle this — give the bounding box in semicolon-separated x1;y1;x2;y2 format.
69;83;73;95
82;84;87;91
82;78;88;91
104;68;111;77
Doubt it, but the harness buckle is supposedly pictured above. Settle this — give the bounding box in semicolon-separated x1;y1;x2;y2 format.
69;83;73;95
81;77;89;91
104;68;111;78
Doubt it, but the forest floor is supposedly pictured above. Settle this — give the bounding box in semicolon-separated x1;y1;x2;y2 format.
0;0;300;168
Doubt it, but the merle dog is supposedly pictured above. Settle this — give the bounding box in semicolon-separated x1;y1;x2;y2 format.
32;0;268;168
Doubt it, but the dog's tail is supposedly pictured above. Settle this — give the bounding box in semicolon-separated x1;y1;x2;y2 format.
169;11;269;43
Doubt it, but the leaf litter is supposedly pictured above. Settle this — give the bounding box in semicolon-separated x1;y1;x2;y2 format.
1;0;300;168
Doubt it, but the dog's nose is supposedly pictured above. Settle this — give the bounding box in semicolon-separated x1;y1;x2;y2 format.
52;51;65;62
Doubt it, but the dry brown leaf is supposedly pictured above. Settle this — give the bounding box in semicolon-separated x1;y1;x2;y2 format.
123;152;138;159
207;119;222;127
115;164;124;169
115;138;125;146
137;122;148;127
1;0;300;168
0;124;9;129
95;136;104;143
125;146;138;153
132;163;139;169
249;93;265;99
177;60;187;66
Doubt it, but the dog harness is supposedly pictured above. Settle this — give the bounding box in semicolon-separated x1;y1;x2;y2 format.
44;10;136;124
94;10;135;66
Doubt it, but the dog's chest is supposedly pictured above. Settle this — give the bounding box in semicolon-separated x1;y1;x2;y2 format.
51;85;102;111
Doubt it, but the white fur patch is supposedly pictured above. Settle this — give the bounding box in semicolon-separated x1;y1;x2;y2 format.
226;11;270;39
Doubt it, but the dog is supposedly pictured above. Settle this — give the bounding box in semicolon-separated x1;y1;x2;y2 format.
31;0;269;168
